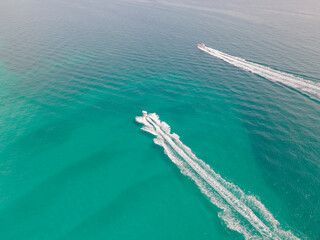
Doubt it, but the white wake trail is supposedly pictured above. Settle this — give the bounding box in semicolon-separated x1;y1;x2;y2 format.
198;43;320;101
136;111;299;240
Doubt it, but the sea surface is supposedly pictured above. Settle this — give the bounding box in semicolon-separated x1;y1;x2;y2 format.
0;0;320;239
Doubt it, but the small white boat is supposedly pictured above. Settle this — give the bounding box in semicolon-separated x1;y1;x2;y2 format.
197;43;206;49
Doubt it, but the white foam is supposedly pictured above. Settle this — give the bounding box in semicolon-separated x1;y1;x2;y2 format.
198;44;320;101
136;111;299;239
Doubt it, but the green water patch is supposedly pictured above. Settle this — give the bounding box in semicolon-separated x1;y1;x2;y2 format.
237;74;320;239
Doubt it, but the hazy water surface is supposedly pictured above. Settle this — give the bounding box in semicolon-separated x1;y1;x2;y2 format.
0;0;319;239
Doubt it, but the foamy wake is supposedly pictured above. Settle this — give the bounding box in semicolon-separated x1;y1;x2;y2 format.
136;111;299;239
198;44;320;101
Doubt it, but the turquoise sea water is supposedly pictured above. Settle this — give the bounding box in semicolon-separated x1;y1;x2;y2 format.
0;0;320;239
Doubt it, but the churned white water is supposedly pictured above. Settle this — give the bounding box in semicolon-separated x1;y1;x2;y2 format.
198;44;320;101
136;111;299;240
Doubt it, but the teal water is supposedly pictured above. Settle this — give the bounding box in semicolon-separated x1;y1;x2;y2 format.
0;0;320;239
